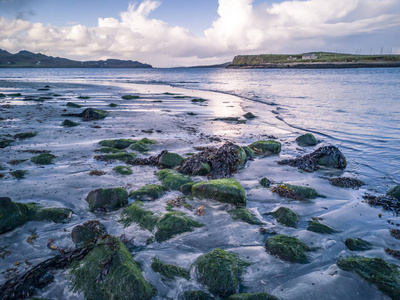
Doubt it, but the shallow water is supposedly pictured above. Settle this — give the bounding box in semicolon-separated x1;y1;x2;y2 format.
0;68;399;300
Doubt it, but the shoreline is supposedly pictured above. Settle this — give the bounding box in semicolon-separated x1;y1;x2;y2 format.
227;61;400;69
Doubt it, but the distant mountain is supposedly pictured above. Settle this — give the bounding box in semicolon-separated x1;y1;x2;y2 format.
0;49;152;68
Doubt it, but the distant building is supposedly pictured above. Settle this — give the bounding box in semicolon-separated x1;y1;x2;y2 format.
302;54;317;60
287;56;298;61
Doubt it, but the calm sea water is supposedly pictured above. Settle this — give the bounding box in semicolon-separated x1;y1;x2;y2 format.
1;67;399;191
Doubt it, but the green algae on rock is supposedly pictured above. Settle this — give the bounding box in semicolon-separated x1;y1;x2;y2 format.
345;238;373;251
31;153;56;165
194;248;250;297
120;201;160;231
62;119;79;127
259;177;271;188
99;139;135;149
35;207;72;223
71;220;107;247
183;290;214;300
151;257;190;281
109;103;118;107
242;146;255;160
295;133;318;147
97;147;124;153
95;152;136;162
121;94;140;100
129;184;166;201
85;188;128;212
0;138;14;148
228;208;262;225
249;140;281;155
14;132;37;140
180;182;196;195
270;207;299;227
192;178;246;206
140;137;157;144
70;235;155;300
337;256;400;299
307;220;335;234
271;184;318;201
159;152;184;168
227;293;279;300
265;234;312;264
130;141;150;152
113;165;132;175
10;170;27;180
157;169;193;190
66;102;82;108
155;211;203;243
387;185;400;200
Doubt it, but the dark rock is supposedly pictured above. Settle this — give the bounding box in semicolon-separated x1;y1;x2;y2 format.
243;112;256;119
183;290;214;300
71;220;107;247
259;177;271;187
271;184;318;200
0;197;37;234
227;293;279;300
66;102;82;108
249;140;281;155
113;165;132;175
158;151;184;168
14;132;37;140
62;119;79;127
10;170;27;180
85;188;128;212
35;208;72;223
295;133;317;147
99;139;134;149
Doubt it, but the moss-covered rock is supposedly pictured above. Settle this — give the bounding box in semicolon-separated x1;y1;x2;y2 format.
155;211;203;243
99;139;135;149
337;256;400;299
0;138;14;148
71;220;107;247
296;133;317;147
159;152;184;168
70;235;155;300
113;165;132;175
228;208;262;225
259;178;271;187
151;257;190;281
387;185;400;201
66;102;82;108
129;184;166;201
80;108;107;121
271;184;318;200
192;179;246;206
14;132;37;140
242;146;255;160
345;238;373;251
0;197;37;234
140;137;157;144
97;147;124;153
194;248;250;297
10;170;27;180
130;141;149;152
227;293;279;300
183;290;214;300
31;153;56;165
249;140;281;155
270;207;299;227
180;182;196;195
157;169;193;190
95;152;136;162
62;119;79;127
85;188;128;212
35;208;72;223
265;234;312;264
307;220;335;234
121;95;140;100
120;201;160;231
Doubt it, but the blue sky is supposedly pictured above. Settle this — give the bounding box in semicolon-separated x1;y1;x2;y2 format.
0;0;399;67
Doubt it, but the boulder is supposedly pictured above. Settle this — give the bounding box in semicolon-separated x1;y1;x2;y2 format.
387;185;400;201
130;141;149;152
270;207;299;227
265;234;312;264
158;152;184;168
80;108;107;121
192;179;246;206
157;169;193;190
259;177;271;188
120;201;159;231
249;140;281;155
150;257;190;281
129;184;166;201
295;133;317;147
99;139;135;149
194;248;250;297
35;208;72;223
71;220;107;247
0;197;37;234
85;188;128;212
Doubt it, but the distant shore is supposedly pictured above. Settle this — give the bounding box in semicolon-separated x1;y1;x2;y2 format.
227;61;400;69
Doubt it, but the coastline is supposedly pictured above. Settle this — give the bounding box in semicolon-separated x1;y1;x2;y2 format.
227;61;400;69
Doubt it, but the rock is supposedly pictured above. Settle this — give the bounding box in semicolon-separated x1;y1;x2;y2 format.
94;152;136;162
307;220;335;234
242;146;255;160
265;234;312;263
227;293;279;300
329;177;365;188
62;119;79;127
279;145;346;172
213;117;240;122
129;184;166;201
157;169;193;190
85;188;128;212
158;152;184;168
345;238;373;251
97;147;123;153
80;108;107;121
0;197;37;234
109;103;118;107
192;178;246;206
295;133;317;147
0;138;13;148
249;140;281;155
151;257;190;281
155;211;203;243
243;112;256;119
192;98;207;103
140;137;157;145
99;139;135;149
122;95;140;100
70;235;155;300
270;207;299;227
14;132;37;140
387;185;400;201
183;290;214;300
113;165;132;175
31;153;56;165
71;220;107;247
66;102;82;108
194;248;250;297
35;208;72;223
180;182;196;195
130;141;149;152
228;208;262;225
120;201;160;231
10;170;27;180
337;256;400;299
271;184;318;200
259;177;271;187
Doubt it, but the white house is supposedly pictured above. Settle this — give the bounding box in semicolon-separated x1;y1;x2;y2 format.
302;54;317;60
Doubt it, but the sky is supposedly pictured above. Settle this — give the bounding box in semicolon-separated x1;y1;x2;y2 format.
0;0;399;67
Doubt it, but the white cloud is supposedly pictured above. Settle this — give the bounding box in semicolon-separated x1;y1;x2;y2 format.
0;0;399;67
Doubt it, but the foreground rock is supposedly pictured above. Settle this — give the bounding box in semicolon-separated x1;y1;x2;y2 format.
130;184;166;201
85;188;128;212
157;169;193;190
265;234;312;264
192;178;246;206
249;140;281;155
71;220;107;247
278;145;346;172
337;256;400;299
0;197;71;234
295;133;317;147
271;184;318;201
158;152;184;168
269;207;299;227
120;201;160;231
194;248;250;297
70;235;155;300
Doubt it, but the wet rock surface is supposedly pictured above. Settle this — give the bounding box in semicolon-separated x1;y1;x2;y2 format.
85;188;128;212
265;234;313;264
71;220;107;247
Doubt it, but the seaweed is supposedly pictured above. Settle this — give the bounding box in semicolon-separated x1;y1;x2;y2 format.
129;184;166;201
10;170;27;180
329;177;365;188
363;194;400;215
227;293;279;300
113;166;132;175
307;220;335;234
71;220;107;247
14;132;37;140
265;234;312;264
183;290;214;300
150;257;190;281
30;153;56;165
345;238;373;251
121;95;140;100
157;169;193;190
270;207;299;227
120;201;160;231
96;147;124;153
228;208;262;225
271;184;318;200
